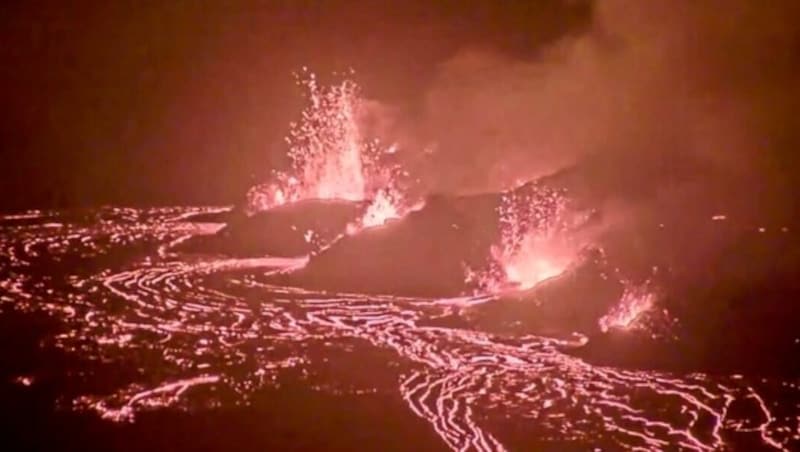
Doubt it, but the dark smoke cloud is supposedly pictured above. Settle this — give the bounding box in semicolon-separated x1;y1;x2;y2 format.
369;0;800;221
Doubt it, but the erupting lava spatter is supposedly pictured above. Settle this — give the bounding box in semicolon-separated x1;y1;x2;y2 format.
360;188;401;229
599;281;657;333
469;183;579;293
247;70;406;228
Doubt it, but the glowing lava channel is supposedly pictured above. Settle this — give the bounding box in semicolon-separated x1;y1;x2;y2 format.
1;207;797;451
247;70;406;229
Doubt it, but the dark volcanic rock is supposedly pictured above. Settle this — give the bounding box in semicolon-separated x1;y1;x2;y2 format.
276;193;502;297
176;199;367;258
271;180;581;297
179;208;238;224
465;249;622;336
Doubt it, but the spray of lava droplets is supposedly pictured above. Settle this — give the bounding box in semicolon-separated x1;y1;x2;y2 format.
247;70;405;228
469;183;579;293
599;280;660;333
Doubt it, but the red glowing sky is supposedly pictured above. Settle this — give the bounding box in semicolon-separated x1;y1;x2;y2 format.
0;0;798;219
0;0;590;210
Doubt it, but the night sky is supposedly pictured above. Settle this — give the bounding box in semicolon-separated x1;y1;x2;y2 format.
1;1;798;215
0;1;590;210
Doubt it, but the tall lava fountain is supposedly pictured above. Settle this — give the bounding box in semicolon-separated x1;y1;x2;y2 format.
246;70;405;228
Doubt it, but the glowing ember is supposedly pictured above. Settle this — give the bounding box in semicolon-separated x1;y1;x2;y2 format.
14;375;34;387
598;281;657;333
247;70;405;228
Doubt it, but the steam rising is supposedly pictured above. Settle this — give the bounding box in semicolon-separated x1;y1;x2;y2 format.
381;0;799;213
245;0;800;329
344;0;800;330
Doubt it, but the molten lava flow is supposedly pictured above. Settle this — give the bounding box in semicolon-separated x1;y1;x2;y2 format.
469;183;578;293
247;71;405;228
598;281;657;333
4;207;798;451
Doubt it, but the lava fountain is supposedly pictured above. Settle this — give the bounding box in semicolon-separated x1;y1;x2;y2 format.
247;70;406;228
469;183;580;294
598;279;661;333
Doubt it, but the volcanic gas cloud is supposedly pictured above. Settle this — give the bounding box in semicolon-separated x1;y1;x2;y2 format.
236;67;656;335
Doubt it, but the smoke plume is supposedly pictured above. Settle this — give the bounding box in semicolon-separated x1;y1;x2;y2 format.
370;0;800;222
